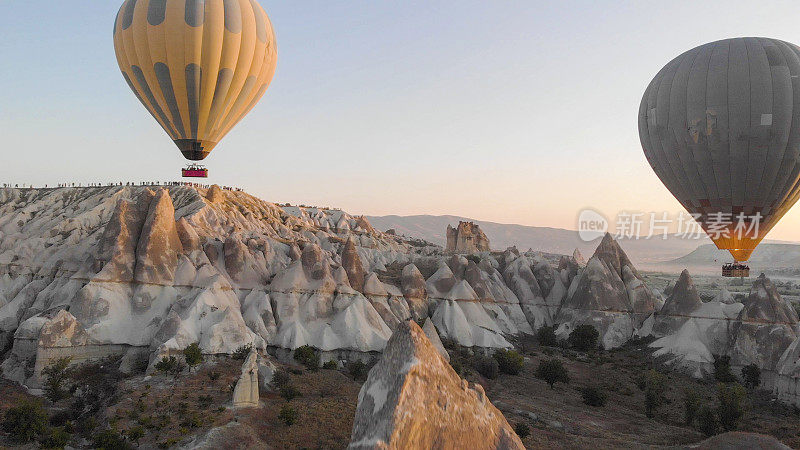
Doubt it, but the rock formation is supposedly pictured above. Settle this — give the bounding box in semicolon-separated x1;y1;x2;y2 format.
348;321;523;450
446;221;490;254
555;233;657;349
729;274;799;371
650;269;703;337
232;349;260;408
650;272;799;380
341;238;366;292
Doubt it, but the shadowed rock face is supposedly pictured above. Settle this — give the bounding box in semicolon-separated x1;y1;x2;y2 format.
446;221;490;254
660;270;702;317
556;233;657;349
342;238;366;292
730;274;799;370
134;189;183;285
400;264;428;321
348;321;523;450
651;269;703;338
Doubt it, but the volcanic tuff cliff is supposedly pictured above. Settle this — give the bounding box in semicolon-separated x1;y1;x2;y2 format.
4;186;800;411
446;221;490;254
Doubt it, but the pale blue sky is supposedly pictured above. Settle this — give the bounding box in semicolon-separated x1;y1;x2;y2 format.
2;1;800;239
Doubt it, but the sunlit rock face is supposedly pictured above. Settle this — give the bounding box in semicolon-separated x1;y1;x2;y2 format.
348;321;524;450
445;221;490;254
0;185;410;385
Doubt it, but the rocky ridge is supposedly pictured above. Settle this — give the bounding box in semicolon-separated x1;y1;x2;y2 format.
3;187;800;412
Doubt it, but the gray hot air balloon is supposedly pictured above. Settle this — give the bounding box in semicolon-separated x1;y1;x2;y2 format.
638;37;800;267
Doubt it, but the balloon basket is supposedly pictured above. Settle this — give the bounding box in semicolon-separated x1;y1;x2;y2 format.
182;163;208;178
722;263;749;278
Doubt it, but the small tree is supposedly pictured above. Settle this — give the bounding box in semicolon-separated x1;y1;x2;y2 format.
537;325;558;347
322;360;338;370
271;369;291;389
637;369;667;418
514;422;530;439
568;325;599;351
2;399;49;444
92;428;133;450
581;386;607;407
127;425;144;446
278;405;298;425
717;383;746;432
493;349;524;375
475;356;499;380
713;355;736;383
684;388;702;426
232;344;253;360
279;384;302;402
741;364;761;389
535;358;570;388
183;343;204;368
42;357;73;402
293;345;320;371
697;405;718;436
154;356;185;377
347;360;368;381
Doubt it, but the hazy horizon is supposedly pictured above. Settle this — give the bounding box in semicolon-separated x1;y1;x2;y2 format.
3;1;800;241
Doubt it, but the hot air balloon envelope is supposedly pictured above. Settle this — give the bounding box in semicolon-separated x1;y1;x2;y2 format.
638;37;800;262
113;0;277;161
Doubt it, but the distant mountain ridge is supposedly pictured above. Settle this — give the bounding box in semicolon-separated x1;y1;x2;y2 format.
366;214;706;266
366;214;800;270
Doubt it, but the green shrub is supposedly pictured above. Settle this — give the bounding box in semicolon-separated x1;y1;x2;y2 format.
272;370;291;390
475;356;500;380
40;425;71;449
183;343;204;368
741;364;761;389
154;356;184;376
535;358;570;388
280;384;302;402
322;360;338;370
279;405;298;425
2;399;49;444
42;357;73;402
197;394;213;408
638;369;667;418
450;359;464;376
493;349;524;375
293;345;320;371
568;325;599;351
697;405;717;436
126;426;144;447
92;428;133;450
347;360;368;380
514;422;530;439
684;388;702;426
717;383;746;432
232;343;253;360
581;386;607;407
713;355;736;383
537;325;558;347
158;438;179;449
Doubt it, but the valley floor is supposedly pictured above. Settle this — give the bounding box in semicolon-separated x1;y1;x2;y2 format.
2;338;799;449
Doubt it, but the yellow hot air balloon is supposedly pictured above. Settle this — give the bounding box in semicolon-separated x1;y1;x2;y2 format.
639;37;800;276
113;0;277;177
